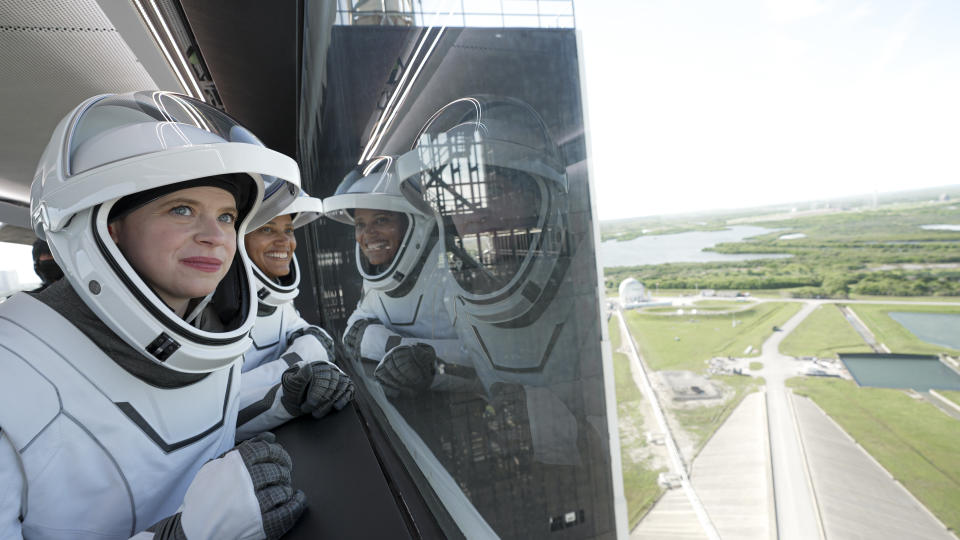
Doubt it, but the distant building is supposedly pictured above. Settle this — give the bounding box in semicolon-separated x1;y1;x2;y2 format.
619;278;649;308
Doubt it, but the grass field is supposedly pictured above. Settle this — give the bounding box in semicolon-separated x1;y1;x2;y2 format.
848;303;960;355
624;302;803;371
674;374;765;452
937;390;960;408
749;361;764;370
609;320;665;528
787;377;960;533
779;304;874;358
693;299;753;310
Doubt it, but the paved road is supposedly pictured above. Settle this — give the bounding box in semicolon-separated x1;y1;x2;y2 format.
755;301;825;540
624;295;957;539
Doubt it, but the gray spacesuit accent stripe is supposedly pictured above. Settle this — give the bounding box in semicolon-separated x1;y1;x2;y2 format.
115;366;234;454
1;428;29;522
61;410;137;536
377;294;423;326
385;224;439;298
237;384;281;426
471;322;565;373
281;352;303;366
257;303;278;317
385;336;402;352
0;340;63;454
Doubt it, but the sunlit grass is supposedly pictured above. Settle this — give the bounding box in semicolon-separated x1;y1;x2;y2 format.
609;319;664;528
779;303;874;358
787;377;960;533
624;302;803;371
848;303;960;355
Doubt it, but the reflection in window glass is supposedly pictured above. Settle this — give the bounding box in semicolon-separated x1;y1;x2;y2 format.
300;3;623;537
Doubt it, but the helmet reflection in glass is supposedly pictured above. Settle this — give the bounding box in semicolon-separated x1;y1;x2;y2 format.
402;96;570;373
31;91;300;373
400;96;582;465
325;156;438;293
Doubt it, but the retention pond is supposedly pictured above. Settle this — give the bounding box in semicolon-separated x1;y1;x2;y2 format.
840;353;960;391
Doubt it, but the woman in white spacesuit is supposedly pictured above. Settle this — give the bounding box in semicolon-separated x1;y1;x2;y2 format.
324;156;480;398
0;91;307;539
235;191;355;441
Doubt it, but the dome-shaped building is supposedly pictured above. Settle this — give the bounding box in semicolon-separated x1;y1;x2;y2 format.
619;278;649;309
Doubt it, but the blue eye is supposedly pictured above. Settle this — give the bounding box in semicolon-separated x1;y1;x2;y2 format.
171;205;193;217
260;226;273;234
219;213;236;224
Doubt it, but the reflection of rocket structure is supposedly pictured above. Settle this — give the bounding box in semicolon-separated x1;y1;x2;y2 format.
401;96;585;465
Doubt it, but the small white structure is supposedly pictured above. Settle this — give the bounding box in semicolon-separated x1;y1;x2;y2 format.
619;278;649;308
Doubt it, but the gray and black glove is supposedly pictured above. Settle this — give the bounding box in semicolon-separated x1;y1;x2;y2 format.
343;318;381;362
281;361;355;419
374;343;438;398
149;432;306;540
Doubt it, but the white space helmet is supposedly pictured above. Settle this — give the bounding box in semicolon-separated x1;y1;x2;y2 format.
250;190;323;307
31;91;300;373
399;96;569;330
324;155;439;293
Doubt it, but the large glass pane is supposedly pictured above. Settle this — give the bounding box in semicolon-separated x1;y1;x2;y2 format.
298;1;622;537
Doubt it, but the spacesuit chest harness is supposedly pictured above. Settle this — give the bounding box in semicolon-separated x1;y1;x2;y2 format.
0;294;240;540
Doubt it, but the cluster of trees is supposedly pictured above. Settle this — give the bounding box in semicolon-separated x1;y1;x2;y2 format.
603;202;960;298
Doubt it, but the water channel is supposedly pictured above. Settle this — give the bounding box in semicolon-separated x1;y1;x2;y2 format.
600;225;791;267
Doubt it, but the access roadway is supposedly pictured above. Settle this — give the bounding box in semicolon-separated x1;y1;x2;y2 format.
623;296;958;539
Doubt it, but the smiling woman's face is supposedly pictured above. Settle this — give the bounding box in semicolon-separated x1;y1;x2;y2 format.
109;186;238;316
353;208;408;267
245;213;296;280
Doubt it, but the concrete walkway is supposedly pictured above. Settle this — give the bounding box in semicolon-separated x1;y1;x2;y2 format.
634;392;774;539
631;489;708;540
692;392;775;540
794;396;957;540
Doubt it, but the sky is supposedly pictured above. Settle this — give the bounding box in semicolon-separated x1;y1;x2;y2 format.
575;0;960;219
5;1;960;283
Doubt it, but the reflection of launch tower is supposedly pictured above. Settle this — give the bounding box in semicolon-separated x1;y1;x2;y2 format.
335;0;575;28
297;2;621;537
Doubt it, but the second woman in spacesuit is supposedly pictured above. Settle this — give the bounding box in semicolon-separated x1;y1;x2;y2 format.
235;191;355;441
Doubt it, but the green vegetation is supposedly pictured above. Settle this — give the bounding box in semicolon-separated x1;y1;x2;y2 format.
937;390;960;408
787;377;960;533
603;200;960;298
624;302;802;371
779;304;874;358
848;304;960;355
674;375;765;452
693;299;751;310
749;361;764;370
609;320;664;528
601;217;728;242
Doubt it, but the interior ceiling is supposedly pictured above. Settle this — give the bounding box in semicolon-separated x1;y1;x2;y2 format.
0;0;183;242
0;1;300;244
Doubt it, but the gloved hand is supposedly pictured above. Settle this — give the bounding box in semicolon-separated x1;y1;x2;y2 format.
281;361;355;418
286;326;336;365
342;318;381;362
149;433;306;540
374;343;438;398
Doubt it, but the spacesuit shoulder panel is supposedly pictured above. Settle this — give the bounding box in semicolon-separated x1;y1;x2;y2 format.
0;296;65;450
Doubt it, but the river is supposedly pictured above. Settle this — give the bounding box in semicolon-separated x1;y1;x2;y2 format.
600;225;791;267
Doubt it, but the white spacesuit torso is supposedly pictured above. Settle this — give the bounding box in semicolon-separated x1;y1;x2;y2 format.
245;300;307;372
0;294;240;540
